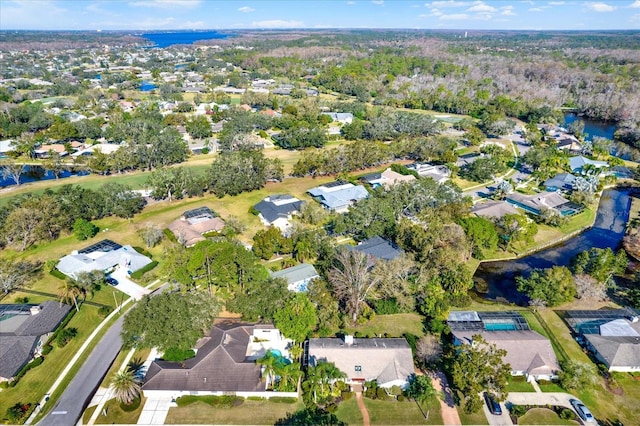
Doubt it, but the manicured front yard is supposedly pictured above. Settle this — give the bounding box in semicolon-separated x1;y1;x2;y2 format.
517;407;579;425
457;407;488;425
164;398;303;425
505;376;535;393
94;397;147;425
335;397;441;425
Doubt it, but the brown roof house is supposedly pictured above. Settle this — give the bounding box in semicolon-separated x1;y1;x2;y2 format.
0;302;72;382
307;336;414;389
142;322;297;399
448;311;560;381
167;207;225;247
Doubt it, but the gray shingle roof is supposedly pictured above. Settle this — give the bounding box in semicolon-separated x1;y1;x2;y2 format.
254;195;303;224
57;244;152;278
0;301;71;379
585;334;640;369
348;236;402;261
142;322;267;392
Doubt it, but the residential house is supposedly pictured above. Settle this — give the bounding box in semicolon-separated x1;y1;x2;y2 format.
306;335;415;389
71;143;121;157
565;309;640;372
406;163;451;184
569;156;608;175
167;207;225;247
506;191;581;216
270;263;319;292
361;168;415;189
347;236;403;261
253;195;304;234
555;135;583;153
142;322;295;398
307;181;369;213
543;173;577;192
57;239;152;279
448;311;560;381
0;140;15;158
0;302;72;382
322;112;354;124
34;143;70;158
471;201;519;220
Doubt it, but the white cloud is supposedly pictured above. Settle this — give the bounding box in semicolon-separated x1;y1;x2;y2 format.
251;19;304;28
500;5;516;15
347;1;356;4
549;1;565;4
439;13;470;19
178;20;205;29
372;0;384;4
129;0;201;9
529;7;545;12
431;7;443;15
466;2;496;13
424;1;469;8
586;2;616;12
629;0;640;8
238;6;255;12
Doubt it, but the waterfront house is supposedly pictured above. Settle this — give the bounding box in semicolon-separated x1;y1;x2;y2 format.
471;201;519;220
569;156;608;175
543;173;577;192
506;191;581;216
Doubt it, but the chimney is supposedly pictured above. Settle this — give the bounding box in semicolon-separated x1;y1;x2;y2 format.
344;335;354;346
30;306;41;315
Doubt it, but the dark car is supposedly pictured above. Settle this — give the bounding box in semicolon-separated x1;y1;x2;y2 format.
484;392;502;415
570;399;594;422
106;277;118;286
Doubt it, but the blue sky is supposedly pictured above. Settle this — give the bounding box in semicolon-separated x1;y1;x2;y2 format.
2;1;639;31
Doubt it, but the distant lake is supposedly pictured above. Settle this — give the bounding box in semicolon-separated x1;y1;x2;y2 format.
0;165;89;188
563;112;617;141
140;81;157;92
141;31;229;48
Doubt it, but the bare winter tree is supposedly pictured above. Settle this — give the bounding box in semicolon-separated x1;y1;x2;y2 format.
329;249;380;324
1;160;26;186
138;223;164;248
416;334;443;368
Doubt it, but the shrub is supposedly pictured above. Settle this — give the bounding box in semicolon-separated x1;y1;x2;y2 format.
397;395;406;402
510;405;527;417
132;246;152;258
341;391;354;401
56;327;78;347
120;396;141;412
49;269;67;280
41;344;53;355
247;396;266;401
162;348;195;362
130;261;158;279
249;206;259;216
560;408;574;420
325;402;338;413
373;298;401;315
10;357;44;387
376;387;390;400
5;402;31;423
73;218;99;240
15;296;29;304
176;395;243;408
163;228;178;244
269;397;298;404
98;306;112;318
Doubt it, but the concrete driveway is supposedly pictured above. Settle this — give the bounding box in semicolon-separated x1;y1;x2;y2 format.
482;401;514;426
110;268;150;300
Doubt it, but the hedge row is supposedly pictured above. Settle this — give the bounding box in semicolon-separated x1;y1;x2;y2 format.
130;261;158;279
49;269;67;280
175;395;244;408
163;228;178;243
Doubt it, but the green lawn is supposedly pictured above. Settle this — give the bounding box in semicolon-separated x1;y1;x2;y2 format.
517;408;579;425
457;408;488;425
334;398;362;424
94;397;147;425
164;398;303;425
342;313;425;338
505;376;535;393
365;398;438;425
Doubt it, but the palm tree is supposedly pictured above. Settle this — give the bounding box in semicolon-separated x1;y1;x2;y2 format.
111;369;141;405
257;352;279;390
276;362;302;392
58;281;82;312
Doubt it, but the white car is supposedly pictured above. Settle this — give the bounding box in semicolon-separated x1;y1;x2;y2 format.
570;398;594;422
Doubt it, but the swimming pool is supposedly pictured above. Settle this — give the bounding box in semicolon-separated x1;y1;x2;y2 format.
484;323;517;331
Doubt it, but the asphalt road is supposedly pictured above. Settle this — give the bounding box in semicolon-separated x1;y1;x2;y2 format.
39;314;125;426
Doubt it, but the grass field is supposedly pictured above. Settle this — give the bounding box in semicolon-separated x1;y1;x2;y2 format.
457;408;489;425
93;397;147;424
505;376;535;393
341;313;425;338
335;397;441;425
164;398;303;425
517;408;579;425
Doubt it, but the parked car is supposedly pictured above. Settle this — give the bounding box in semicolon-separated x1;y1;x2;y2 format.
484;392;502;415
570;399;594;422
106;277;118;286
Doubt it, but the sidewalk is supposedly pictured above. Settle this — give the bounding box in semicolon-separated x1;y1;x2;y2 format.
27;279;160;425
429;371;461;426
